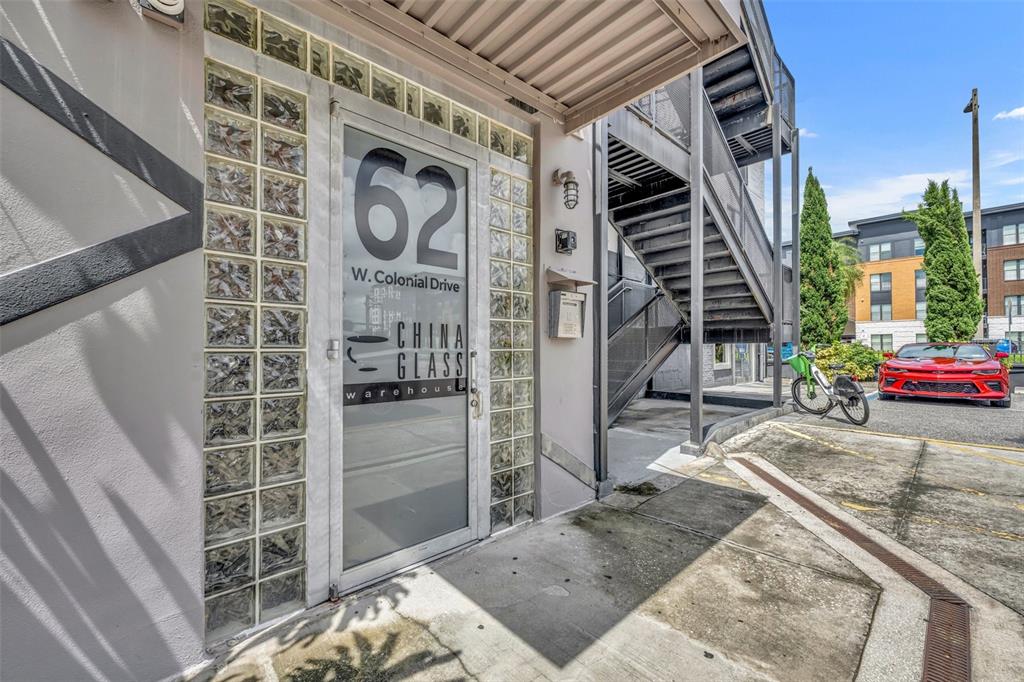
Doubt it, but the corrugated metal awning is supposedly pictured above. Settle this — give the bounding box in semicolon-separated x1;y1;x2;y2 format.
317;0;744;131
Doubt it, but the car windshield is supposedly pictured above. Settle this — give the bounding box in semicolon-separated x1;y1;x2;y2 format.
896;344;990;360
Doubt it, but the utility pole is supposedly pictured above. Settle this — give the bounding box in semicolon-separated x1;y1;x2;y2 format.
964;88;984;339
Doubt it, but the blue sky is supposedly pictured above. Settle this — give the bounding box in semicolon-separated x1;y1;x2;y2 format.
763;0;1024;238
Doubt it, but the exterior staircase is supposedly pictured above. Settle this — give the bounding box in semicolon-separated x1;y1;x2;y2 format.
604;0;795;421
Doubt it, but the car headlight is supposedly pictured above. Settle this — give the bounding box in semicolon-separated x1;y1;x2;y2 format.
886;367;908;373
972;369;1000;375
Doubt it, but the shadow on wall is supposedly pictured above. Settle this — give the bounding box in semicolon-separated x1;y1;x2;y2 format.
1;2;205;679
1;386;200;680
1;259;203;680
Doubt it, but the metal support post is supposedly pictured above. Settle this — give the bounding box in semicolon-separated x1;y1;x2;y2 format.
791;129;801;351
593;119;610;485
771;103;783;407
688;70;705;445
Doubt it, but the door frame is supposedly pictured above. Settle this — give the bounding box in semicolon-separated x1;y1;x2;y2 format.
326;98;493;595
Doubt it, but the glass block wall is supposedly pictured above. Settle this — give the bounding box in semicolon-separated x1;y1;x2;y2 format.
201;0;539;637
202;58;309;644
488;169;535;532
203;0;534;162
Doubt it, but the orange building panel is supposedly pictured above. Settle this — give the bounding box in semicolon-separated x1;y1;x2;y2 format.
853;256;924;321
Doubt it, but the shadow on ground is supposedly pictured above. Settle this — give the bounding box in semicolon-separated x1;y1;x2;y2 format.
199;463;878;681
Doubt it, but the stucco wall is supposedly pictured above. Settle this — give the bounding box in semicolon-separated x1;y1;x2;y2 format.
652;343;746;391
984;316;1024;340
536;119;597;517
1;2;206;680
854;320;926;350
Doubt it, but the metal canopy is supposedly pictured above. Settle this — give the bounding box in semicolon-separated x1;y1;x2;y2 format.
325;0;744;131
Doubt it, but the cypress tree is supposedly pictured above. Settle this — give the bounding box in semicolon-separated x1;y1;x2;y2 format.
799;168;847;345
904;180;983;342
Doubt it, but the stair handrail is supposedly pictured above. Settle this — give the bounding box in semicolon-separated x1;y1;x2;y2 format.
700;89;775;319
608;295;684;414
609;285;673;343
608;319;684;422
740;0;776;104
609;279;632;304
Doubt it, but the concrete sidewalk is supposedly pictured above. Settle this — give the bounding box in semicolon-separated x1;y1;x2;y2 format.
191;411;1024;682
607;398;749;484
193;458;879;681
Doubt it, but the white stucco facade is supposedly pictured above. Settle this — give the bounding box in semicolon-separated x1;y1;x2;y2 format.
987;315;1024;342
0;1;600;676
855;319;926;351
1;2;207;679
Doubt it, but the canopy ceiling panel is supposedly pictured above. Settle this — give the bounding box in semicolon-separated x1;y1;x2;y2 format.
319;0;744;131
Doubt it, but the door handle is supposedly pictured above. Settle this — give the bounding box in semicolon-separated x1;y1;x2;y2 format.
469;350;481;419
327;338;341;360
469;350;479;396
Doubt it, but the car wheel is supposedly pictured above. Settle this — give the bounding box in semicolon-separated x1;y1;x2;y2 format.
878;391;894;401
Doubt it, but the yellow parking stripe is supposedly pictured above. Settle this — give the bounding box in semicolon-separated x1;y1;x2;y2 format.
768;422;875;460
838;501;1022;540
782;422;1024;466
840;501;881;512
912;515;1024;543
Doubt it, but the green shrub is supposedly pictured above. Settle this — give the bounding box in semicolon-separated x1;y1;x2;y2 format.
812;342;882;382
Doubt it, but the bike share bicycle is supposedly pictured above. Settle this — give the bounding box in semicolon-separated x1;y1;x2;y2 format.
787;351;870;425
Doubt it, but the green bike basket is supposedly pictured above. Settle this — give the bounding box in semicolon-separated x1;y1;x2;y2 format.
787;353;810;375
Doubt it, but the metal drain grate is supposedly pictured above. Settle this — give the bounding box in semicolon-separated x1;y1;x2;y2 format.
734;458;972;682
923;600;972;682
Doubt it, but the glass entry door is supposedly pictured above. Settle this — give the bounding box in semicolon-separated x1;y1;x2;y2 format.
339;124;477;588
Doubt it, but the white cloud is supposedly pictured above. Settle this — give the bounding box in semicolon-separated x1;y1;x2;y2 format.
797;128;819;138
993;106;1024;121
998;176;1024;186
988;150;1024;168
822;170;970;230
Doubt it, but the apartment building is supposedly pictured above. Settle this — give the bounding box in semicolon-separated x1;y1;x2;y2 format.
843;203;1024;352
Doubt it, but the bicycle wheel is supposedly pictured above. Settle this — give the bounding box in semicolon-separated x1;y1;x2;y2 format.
792;377;829;414
839;393;870;425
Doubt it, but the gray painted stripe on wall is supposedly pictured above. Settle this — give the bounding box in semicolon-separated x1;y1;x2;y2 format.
0;37;202;325
1;214;197;325
540;432;597;489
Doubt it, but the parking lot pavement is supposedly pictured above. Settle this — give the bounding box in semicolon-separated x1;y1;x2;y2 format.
784;391;1024;448
723;417;1024;615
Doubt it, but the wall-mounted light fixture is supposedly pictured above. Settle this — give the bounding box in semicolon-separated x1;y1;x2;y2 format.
139;0;185;28
552;169;579;210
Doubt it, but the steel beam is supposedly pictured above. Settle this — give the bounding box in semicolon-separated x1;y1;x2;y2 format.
593;119;610;488
771;103;783;407
689;68;705;446
791;129;801;351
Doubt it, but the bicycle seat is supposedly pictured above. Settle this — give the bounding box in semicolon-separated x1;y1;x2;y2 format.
828;363;845;370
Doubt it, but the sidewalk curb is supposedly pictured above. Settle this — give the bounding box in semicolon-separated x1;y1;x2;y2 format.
722;449;1024;682
702;402;796;449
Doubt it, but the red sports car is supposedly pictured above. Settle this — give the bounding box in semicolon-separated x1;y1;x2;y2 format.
878;342;1011;407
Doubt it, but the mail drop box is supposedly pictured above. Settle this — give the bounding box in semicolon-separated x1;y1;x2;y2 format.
548;290;586;339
